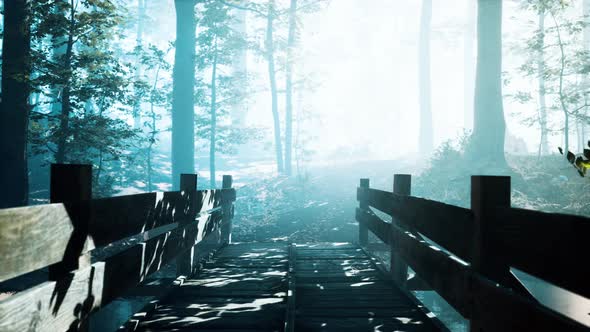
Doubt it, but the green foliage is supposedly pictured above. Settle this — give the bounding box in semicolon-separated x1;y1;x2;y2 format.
194;1;260;156
413;132;472;207
510;0;590;136
28;0;140;196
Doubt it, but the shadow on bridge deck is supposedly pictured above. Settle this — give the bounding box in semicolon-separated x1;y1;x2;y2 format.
121;242;445;332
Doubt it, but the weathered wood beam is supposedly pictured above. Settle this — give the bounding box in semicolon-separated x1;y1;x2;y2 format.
0;212;223;332
493;206;590;299
357;186;473;261
0;204;74;282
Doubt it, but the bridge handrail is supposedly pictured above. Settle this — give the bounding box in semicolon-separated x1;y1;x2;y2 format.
356;174;590;331
0;164;236;331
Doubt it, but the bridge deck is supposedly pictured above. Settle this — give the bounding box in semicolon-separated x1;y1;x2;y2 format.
126;242;443;332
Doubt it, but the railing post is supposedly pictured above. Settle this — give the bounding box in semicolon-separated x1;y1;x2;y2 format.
470;175;521;331
221;175;234;245
48;164;92;280
358;178;370;246
177;173;197;277
391;174;410;287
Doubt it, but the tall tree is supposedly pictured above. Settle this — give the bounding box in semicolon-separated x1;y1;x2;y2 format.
54;0;76;164
468;0;506;165
265;0;284;173
230;1;248;127
464;0;476;131
133;0;147;129
0;0;31;208
418;0;433;153
284;0;297;176
209;37;218;188
582;0;590;149
171;0;196;189
537;7;549;156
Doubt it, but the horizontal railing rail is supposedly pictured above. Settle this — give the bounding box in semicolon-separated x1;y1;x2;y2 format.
0;164;236;332
356;174;590;332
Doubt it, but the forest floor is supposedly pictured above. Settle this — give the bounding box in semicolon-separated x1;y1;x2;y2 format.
232;153;590;243
231;158;420;243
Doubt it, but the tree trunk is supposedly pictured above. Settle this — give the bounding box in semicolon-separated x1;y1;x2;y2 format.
55;1;76;164
133;0;146;129
210;38;218;189
284;0;297;176
537;8;549;156
266;0;284;174
51;2;67;117
147;56;162;193
583;0;590;149
418;0;433;153
468;0;506;165
0;0;31;208
463;0;476;131
552;11;570;155
231;1;247;127
171;0;196;189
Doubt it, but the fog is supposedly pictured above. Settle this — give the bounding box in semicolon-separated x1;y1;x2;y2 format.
1;0;590;331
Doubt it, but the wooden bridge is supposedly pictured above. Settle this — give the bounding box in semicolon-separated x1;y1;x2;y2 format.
0;165;589;331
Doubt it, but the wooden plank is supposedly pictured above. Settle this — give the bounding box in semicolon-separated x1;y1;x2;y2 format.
357;187;473;261
0;261;105;332
296;248;365;256
295;258;373;267
406;274;432;291
221;176;234;244
294;243;358;250
355;208;391;244
207;258;288;269
391;174;411;287
196;267;287;278
392;195;473;262
297;298;412;309
470;176;535;313
357;179;370;245
295;316;439;332
137;299;286;330
177;174;198;277
0;216;224;332
87;189;222;248
296;265;376;274
394;196;473;261
49;164;93;281
390;222;471;318
357;187;392;216
0;204;75;282
181;276;286;292
296;287;401;298
296;307;425;318
0;189;226;283
471;273;590;332
493;206;590;299
284;244;295;332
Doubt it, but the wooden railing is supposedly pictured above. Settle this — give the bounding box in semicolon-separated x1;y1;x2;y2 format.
356;174;590;332
0;164;236;332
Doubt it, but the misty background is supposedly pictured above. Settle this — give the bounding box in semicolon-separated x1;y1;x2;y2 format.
2;0;590;330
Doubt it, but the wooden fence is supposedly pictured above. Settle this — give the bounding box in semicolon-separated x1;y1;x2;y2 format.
0;164;236;332
356;174;590;331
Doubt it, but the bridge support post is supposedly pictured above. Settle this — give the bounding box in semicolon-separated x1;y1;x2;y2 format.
221;175;234;245
358;178;370;246
48;164;92;332
469;175;533;331
48;164;92;281
177;173;198;277
391;174;410;287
